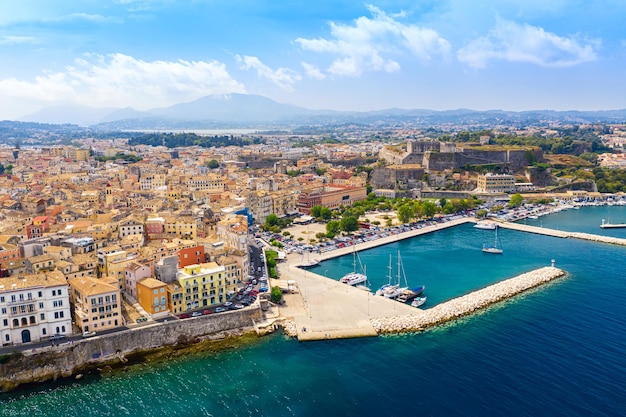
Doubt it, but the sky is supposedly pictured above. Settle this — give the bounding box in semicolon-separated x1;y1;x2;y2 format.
1;0;625;119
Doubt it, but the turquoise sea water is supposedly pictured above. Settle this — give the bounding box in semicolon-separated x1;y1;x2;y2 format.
2;207;626;416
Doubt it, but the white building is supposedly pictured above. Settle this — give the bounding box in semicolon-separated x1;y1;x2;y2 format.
0;271;72;345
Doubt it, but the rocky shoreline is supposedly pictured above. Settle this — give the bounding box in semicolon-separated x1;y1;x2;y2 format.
371;266;566;334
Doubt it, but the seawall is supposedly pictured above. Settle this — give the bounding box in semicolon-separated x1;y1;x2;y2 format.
0;307;262;393
371;266;566;334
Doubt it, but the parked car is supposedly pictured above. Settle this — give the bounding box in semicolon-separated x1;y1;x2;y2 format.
178;313;191;319
215;307;226;313
191;311;202;317
50;334;66;341
136;316;148;322
82;331;97;338
202;310;212;315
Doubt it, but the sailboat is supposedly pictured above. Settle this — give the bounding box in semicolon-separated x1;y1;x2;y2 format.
299;250;320;268
375;255;395;296
375;251;408;299
482;226;503;254
340;246;367;286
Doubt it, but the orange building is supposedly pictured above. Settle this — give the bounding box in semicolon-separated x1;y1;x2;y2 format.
136;277;169;318
178;245;205;268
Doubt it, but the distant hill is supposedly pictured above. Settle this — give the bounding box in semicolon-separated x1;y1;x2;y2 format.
15;93;626;129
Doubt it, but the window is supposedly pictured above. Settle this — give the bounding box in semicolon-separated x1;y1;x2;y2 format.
40;313;45;320
42;328;46;335
0;296;3;302
2;319;7;326
52;290;56;296
1;308;5;314
58;289;62;295
38;291;42;298
39;302;44;309
13;319;18;326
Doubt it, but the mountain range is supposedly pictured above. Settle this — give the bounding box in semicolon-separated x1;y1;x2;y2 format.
15;93;626;129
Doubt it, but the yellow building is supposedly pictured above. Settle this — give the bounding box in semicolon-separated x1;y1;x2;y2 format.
164;215;197;239
136;277;169;318
166;282;184;315
69;275;122;333
103;250;138;290
476;173;516;194
177;262;230;311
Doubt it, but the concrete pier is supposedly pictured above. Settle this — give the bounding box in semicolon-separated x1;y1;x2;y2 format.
496;221;626;246
371;266;566;334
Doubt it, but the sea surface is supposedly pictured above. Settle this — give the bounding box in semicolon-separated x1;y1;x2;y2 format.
2;207;626;416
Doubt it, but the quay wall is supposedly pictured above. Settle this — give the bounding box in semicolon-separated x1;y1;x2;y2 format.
371;267;566;334
0;307;262;393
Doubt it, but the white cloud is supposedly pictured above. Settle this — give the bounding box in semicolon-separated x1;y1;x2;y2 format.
295;5;450;77
236;55;301;91
0;53;246;109
458;18;598;68
301;62;326;80
42;13;122;24
0;36;37;45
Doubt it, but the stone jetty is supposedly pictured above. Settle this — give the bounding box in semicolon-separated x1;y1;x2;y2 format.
371;266;566;335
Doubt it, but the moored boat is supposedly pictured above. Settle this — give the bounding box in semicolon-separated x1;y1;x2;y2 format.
482;226;503;254
397;285;426;302
411;296;427;308
340;271;368;286
474;221;497;230
340;246;368;286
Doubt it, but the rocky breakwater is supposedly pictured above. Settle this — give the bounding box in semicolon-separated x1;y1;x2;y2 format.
568;232;626;246
371;266;566;335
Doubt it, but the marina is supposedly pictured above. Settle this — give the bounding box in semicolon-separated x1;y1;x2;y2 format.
276;217;579;341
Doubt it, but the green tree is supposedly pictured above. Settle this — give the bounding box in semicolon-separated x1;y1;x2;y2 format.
310;205;322;218
207;159;220;169
340;215;359;233
422;201;437;218
319;207;332;221
265;214;279;228
326;220;341;235
508;193;524;208
397;204;413;223
270;286;283;304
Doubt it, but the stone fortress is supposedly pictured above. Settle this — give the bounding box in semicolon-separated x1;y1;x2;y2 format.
372;140;544;190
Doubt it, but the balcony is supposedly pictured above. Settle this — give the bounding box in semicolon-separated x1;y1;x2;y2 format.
7;297;37;306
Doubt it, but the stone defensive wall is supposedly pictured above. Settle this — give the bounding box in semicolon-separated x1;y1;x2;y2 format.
0;307;262;392
424;148;541;172
371;266;566;335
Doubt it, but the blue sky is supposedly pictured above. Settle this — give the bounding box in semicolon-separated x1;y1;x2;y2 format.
1;0;625;119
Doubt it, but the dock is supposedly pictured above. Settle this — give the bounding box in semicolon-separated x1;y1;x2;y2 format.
495;220;626;246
